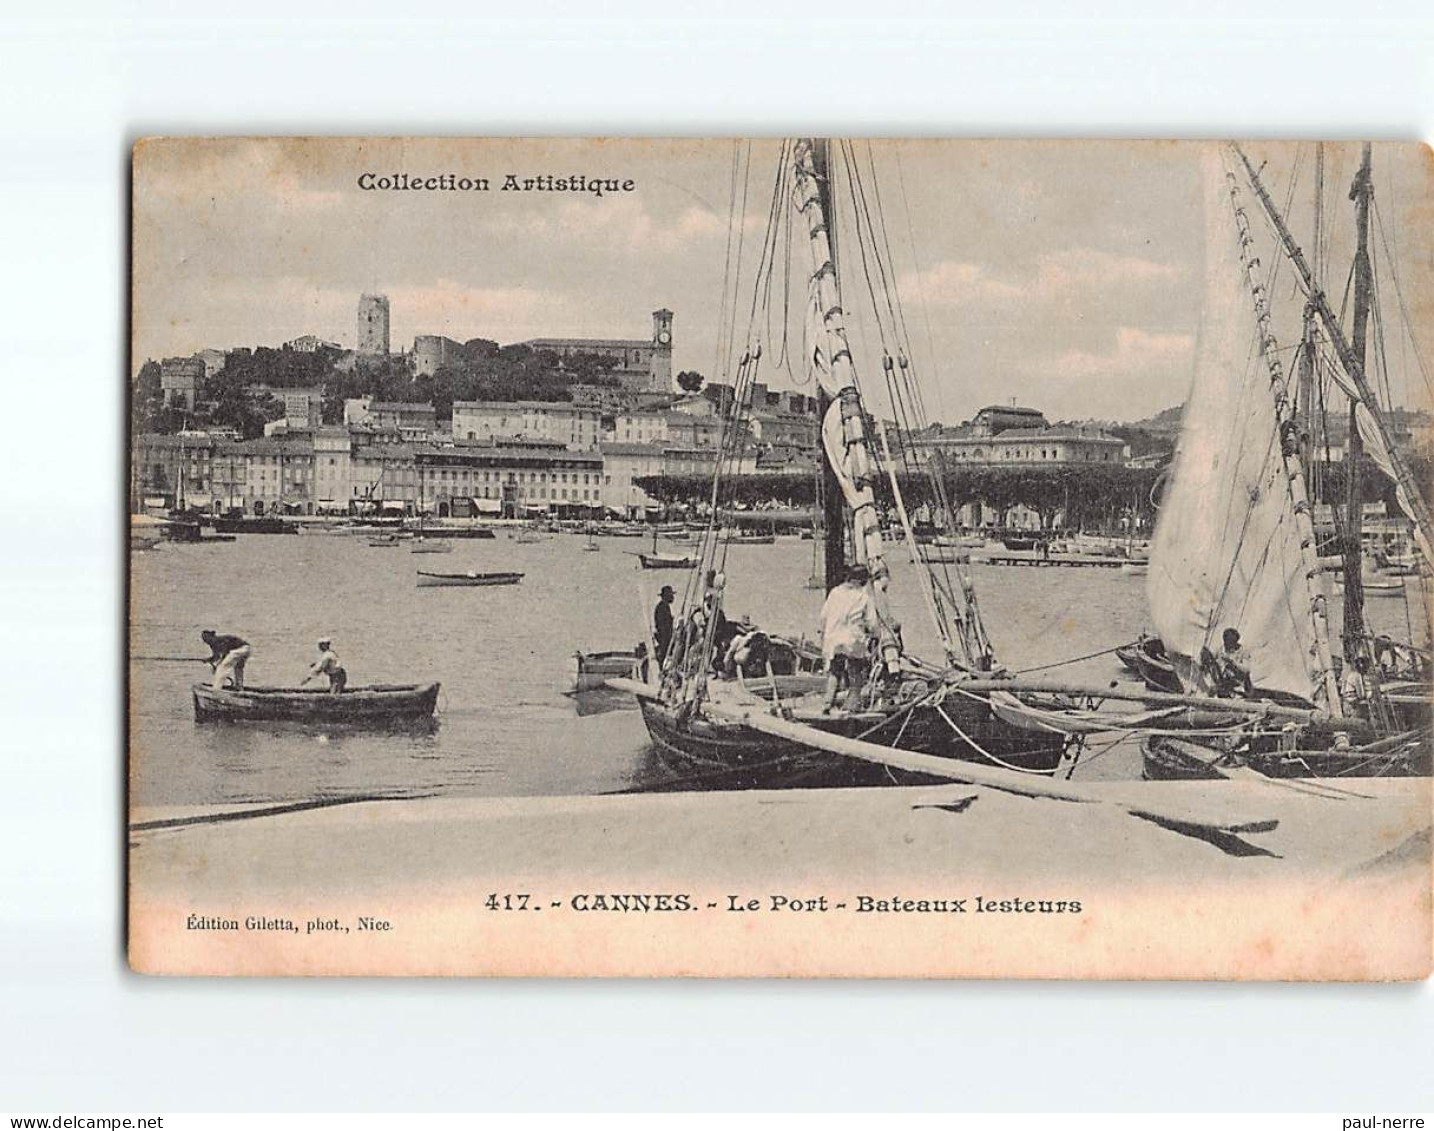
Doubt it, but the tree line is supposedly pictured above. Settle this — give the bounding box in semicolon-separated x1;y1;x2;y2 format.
131;341;640;438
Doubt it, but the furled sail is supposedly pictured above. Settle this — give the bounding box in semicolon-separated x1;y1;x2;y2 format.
1147;149;1333;704
795;141;889;586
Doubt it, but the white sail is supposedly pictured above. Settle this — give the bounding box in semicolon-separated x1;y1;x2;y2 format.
1147;149;1332;703
1324;356;1434;565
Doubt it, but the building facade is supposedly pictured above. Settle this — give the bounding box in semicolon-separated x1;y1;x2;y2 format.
904;404;1130;467
416;443;605;518
159;357;206;410
285;335;340;353
452;400;602;451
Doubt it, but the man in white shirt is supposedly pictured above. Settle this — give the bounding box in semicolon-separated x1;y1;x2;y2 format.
819;562;877;713
301;638;347;694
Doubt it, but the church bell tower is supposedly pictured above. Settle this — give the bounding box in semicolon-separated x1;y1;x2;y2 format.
651;308;674;391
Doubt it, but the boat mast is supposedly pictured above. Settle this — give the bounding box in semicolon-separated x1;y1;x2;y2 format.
1296;144;1322;466
1222;164;1344;714
810;139;848;594
1341;144;1373;661
1232;144;1434;554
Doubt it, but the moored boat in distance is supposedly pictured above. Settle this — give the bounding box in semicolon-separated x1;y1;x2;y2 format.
418;527;497;540
416;569;524;587
212;516;296;535
637;552;698;570
192;681;440;724
409;540;454;554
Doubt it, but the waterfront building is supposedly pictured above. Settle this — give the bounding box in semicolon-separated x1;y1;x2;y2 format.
312;426;355;512
131;432;213;510
351;439;417;513
416;442;605;518
904;403;1130;467
241;436;316;514
599;442;667;517
357;293;391;356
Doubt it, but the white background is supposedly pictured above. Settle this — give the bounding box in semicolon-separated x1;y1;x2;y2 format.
2;1;1432;1113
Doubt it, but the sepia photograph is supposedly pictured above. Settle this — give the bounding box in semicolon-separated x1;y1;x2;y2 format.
126;136;1433;979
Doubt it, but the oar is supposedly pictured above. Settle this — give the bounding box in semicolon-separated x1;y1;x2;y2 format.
132;655;211;663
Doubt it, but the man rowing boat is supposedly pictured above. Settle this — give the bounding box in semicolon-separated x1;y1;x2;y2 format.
301;638;347;694
200;629;251;690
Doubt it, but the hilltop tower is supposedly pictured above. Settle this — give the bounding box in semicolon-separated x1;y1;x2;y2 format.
358;293;391;356
651;308;674;390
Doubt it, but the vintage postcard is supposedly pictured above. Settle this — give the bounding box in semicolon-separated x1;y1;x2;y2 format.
127;137;1432;978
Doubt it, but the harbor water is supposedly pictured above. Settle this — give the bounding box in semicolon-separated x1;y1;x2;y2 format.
129;531;1428;808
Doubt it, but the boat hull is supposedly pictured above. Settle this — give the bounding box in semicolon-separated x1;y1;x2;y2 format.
637;686;1067;790
638;553;697;569
416;571;523;587
1142;733;1431;780
193;682;439;724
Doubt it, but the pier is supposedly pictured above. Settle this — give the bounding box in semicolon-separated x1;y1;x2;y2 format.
975;551;1144;569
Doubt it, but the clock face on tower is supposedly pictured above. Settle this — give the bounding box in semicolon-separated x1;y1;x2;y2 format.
657;330;671;346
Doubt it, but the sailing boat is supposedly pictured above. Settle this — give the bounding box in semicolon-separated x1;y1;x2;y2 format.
1142;143;1431;780
615;138;1068;787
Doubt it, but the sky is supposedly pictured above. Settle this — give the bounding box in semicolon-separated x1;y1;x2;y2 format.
132;137;1434;424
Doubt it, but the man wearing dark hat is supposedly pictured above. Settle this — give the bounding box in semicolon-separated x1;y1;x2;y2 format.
653;585;676;663
819;562;877;712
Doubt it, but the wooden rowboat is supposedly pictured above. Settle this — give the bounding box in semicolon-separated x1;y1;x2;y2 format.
637;552;697;570
574;649;645;692
409;540;454;554
192;681;439;724
416;569;524;587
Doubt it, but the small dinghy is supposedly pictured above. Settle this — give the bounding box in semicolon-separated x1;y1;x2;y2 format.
637;552;697;570
193;681;439;724
416;569;524;587
409;540;454;554
573;649;646;692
